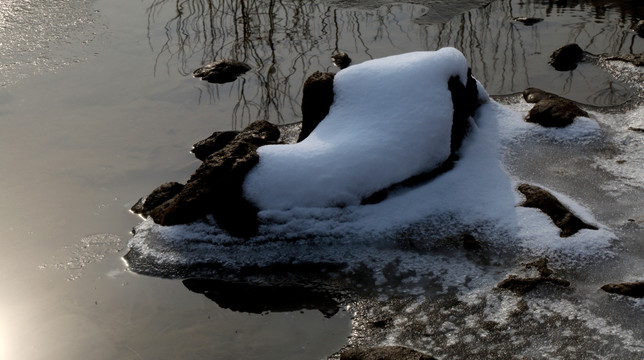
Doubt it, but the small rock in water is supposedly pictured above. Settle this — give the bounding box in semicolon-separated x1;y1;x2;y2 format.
332;52;352;69
513;17;543;26
523;88;588;128
191;130;240;161
193;59;251;84
522;87;557;103
601;281;644;298
549;43;584;71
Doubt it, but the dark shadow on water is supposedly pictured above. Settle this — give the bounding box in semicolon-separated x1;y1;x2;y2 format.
182;278;342;317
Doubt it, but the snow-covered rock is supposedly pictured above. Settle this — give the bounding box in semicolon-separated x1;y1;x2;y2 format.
244;47;484;211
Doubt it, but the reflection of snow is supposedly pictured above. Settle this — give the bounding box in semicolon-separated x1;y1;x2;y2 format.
127;48;615;280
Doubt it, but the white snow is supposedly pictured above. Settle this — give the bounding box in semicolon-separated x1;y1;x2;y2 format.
243;48;471;210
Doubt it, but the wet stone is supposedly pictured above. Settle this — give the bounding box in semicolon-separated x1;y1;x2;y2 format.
497;258;570;295
549;43;584;71
193;59;251;84
332;52;352;69
298;71;335;142
523;88;588;128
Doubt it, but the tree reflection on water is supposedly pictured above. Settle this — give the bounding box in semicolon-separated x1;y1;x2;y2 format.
146;0;643;128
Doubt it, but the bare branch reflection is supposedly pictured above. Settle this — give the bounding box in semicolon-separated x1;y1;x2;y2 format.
146;0;643;127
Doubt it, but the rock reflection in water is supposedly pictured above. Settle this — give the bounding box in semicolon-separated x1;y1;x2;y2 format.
146;0;642;128
183;278;341;317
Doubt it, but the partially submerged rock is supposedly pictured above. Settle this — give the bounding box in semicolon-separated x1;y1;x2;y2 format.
523;88;588;127
191;130;239;161
513;17;543;26
634;20;644;38
340;346;436;360
518;183;598;237
603;53;644;67
332;52;352;69
244;48;485;211
182;278;341;317
549;43;584;71
601;281;644;298
193;59;251;84
146;120;280;237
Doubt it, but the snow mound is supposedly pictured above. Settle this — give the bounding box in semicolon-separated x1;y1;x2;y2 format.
244;48;473;210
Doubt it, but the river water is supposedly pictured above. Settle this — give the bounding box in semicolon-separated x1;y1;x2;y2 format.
0;0;643;359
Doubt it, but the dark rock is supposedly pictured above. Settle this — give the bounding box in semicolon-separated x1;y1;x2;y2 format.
628;126;644;133
514;17;543;26
370;318;391;328
601;281;644;298
332;52;352;69
182;278;341;317
549;44;584;71
603;53;644;67
131;182;185;217
298;71;335;142
360;69;481;204
193;59;251;84
147;120;280;237
525;98;588;127
191;131;239;161
634;20;644;38
518;184;598;237
522;88;588;127
340;346;436;360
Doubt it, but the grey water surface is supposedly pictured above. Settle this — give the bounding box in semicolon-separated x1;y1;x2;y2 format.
1;0;643;359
